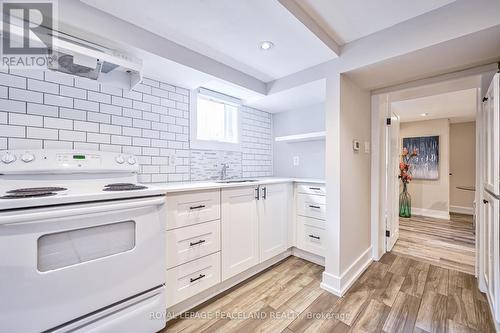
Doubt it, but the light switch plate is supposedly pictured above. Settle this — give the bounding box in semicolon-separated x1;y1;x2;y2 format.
364;141;370;153
293;156;299;166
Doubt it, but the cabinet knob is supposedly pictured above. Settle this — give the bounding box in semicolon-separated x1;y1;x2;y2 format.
483;199;489;204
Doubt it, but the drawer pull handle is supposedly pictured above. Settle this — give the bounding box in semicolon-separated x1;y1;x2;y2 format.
309;187;321;190
309;205;321;209
190;205;206;210
309;234;320;240
189;239;206;246
190;274;206;283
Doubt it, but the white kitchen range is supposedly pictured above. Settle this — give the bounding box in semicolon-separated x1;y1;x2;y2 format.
1;1;499;332
0;150;167;332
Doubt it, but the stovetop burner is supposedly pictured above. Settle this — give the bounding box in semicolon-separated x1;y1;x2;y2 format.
7;187;67;193
0;191;58;199
103;183;148;191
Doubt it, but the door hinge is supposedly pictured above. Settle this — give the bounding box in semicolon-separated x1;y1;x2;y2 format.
385;230;390;237
386;118;391;125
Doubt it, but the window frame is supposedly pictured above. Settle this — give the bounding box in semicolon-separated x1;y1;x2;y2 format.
190;88;242;151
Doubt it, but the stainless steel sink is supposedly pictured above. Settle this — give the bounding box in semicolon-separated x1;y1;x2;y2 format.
215;179;258;183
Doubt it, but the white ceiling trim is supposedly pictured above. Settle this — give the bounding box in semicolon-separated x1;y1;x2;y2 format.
278;0;341;56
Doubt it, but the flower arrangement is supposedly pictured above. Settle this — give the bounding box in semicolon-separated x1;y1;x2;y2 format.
399;147;418;184
399;147;418;218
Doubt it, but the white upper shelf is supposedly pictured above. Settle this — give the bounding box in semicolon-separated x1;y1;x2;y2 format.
274;131;325;143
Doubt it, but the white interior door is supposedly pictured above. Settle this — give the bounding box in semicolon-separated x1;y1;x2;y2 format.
386;110;401;251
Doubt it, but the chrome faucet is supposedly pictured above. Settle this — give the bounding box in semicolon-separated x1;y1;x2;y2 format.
220;163;229;180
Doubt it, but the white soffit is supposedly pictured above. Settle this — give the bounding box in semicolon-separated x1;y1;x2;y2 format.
391;88;477;123
295;0;456;44
245;79;326;113
80;0;336;82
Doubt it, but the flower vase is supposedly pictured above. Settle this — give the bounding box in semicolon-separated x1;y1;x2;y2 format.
399;183;411;218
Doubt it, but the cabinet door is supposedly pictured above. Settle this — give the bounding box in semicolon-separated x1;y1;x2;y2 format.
484;74;499;195
221;186;259;280
259;183;291;262
482;190;499;321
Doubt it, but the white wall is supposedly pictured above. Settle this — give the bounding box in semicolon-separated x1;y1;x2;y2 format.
450;121;476;212
322;73;372;295
338;75;372;273
400;118;450;218
273;103;325;178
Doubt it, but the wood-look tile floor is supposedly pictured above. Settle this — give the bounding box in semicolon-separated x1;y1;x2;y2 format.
163;254;494;333
392;213;475;274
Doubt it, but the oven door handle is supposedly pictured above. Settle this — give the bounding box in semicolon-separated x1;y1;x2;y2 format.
0;196;166;225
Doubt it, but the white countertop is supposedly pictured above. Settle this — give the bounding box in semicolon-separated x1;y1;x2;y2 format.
148;177;325;193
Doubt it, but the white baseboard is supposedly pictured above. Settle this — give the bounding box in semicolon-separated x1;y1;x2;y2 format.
291;247;325;266
320;247;372;297
412;207;450;220
449;205;474;215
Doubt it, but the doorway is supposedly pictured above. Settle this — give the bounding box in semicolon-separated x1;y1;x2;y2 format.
374;75;481;275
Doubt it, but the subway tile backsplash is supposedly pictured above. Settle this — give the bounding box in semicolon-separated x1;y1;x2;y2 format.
0;69;273;182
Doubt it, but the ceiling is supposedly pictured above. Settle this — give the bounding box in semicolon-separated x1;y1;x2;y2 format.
246;79;326;113
295;0;456;44
80;0;336;82
391;88;477;123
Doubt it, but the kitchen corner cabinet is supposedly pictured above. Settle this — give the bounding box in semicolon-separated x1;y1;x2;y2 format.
221;183;291;280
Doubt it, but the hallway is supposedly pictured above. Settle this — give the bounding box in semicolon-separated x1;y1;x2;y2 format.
392;214;475;274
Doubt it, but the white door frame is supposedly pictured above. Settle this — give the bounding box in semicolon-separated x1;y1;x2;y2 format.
370;64;497;265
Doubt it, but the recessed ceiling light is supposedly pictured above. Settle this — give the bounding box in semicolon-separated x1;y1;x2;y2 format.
259;41;274;51
420;113;428;117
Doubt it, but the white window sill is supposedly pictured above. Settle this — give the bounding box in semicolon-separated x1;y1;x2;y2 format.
190;139;242;152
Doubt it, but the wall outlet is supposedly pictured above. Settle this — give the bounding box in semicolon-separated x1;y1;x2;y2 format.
293;156;300;166
353;140;360;152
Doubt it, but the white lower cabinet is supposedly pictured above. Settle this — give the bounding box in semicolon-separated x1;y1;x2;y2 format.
295;183;326;257
165;181;321;308
259;183;291;262
296;216;326;256
166;252;221;307
221;186;260;280
166;220;220;269
221;183;291;280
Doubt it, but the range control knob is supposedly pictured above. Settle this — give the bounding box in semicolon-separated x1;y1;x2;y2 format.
127;157;137;165
21;153;35;163
1;153;16;164
115;155;125;164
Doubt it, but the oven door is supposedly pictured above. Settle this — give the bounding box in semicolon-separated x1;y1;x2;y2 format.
0;196;166;333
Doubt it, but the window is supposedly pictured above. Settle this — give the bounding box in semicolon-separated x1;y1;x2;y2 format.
190;88;241;151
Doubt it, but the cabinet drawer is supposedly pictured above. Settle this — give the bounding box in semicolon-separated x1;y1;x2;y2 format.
297;214;325;230
297;183;325;196
297;223;325;257
166;189;220;230
166;252;221;307
297;193;326;220
166;220;220;269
